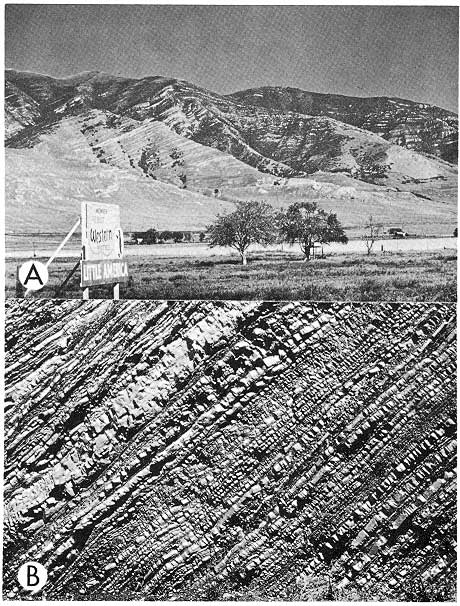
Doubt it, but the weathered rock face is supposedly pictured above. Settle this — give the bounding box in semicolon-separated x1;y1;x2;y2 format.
4;300;456;600
230;87;458;165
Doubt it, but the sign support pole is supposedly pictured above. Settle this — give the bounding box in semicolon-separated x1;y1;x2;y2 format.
113;283;120;300
46;218;81;269
54;259;80;297
82;287;89;300
24;217;81;297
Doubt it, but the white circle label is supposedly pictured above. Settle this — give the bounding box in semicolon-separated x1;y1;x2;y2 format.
18;261;49;291
18;561;48;593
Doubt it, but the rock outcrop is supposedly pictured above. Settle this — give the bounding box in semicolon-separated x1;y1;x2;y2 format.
230;87;458;165
4;300;456;600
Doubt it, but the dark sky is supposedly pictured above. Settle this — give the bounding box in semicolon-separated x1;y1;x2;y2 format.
5;4;459;111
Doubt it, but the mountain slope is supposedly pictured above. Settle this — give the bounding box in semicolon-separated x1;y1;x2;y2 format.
229;87;458;164
75;109;269;191
5;116;235;232
4;70;458;234
6;70;457;186
5;80;42;137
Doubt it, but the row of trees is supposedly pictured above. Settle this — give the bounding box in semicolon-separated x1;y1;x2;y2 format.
207;200;348;265
132;229;205;244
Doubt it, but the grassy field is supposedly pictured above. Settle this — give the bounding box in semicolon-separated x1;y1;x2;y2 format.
7;249;456;301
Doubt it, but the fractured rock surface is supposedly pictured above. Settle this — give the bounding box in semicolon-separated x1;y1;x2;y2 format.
4;300;456;600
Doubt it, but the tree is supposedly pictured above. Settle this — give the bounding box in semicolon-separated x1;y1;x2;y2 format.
206;200;277;265
132;228;158;244
159;230;173;243
279;201;348;261
363;215;383;255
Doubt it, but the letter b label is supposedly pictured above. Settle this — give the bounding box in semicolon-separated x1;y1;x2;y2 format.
18;562;47;593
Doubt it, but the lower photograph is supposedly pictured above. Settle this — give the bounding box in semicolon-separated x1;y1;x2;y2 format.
4;300;456;601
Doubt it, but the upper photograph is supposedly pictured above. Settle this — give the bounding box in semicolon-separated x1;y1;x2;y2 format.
5;5;458;301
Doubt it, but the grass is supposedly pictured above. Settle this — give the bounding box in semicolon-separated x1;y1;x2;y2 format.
6;249;456;302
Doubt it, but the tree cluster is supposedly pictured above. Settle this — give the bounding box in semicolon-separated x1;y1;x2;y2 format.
132;229;195;244
206;200;348;265
355;152;391;184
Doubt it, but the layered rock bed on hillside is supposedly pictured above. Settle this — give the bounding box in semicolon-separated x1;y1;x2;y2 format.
4;300;456;600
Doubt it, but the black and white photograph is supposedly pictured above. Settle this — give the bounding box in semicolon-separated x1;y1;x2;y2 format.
4;5;458;300
3;300;457;600
2;4;458;603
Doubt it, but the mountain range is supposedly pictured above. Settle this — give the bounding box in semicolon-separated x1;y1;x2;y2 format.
5;69;458;234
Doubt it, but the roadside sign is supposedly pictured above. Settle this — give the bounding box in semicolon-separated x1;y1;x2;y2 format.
18;260;49;291
15;207;127;299
80;202;128;293
81;202;124;261
80;259;129;287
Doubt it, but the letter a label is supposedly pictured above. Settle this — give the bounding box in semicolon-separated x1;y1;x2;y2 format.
18;261;49;291
18;562;47;593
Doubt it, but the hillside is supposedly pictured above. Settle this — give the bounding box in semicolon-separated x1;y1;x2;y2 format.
6;70;457;182
5;69;458;234
219;174;457;237
5;116;236;232
229;87;458;164
4;300;456;600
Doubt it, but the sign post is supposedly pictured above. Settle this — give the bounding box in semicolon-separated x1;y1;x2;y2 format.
80;202;128;298
20;218;81;296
